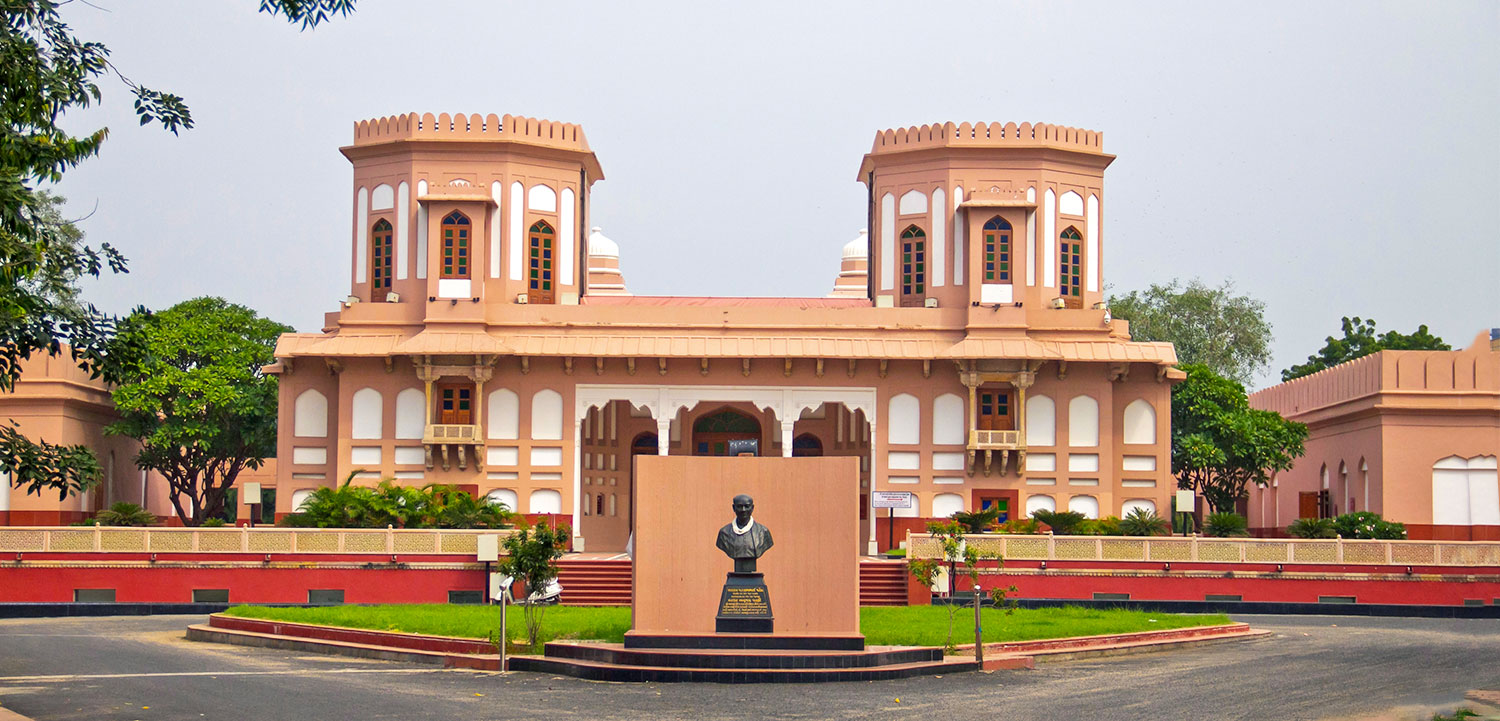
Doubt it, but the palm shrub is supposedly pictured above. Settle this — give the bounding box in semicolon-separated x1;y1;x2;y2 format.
277;473;511;529
1286;517;1336;539
1078;516;1123;536
1332;511;1406;540
94;502;156;526
1031;509;1087;535
951;506;1002;534
997;518;1041;534
1203;511;1249;537
1119;508;1171;536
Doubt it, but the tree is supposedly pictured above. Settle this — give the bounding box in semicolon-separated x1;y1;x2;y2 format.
1282;316;1449;381
1172;363;1308;514
1;0;352;503
498;519;570;647
104;297;290;525
1108;279;1273;385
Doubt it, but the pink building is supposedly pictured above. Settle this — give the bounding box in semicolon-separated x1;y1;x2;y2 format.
266;114;1183;553
1247;332;1500;540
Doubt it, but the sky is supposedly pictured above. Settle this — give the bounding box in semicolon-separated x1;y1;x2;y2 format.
57;0;1499;390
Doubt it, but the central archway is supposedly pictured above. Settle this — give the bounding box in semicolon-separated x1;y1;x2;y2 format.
692;407;761;456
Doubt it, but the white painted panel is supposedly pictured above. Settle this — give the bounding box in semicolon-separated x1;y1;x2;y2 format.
350;446;382;465
529;489;562;514
560;187;576;285
292;447;327;465
355;187;369;284
887;451;921;470
487;489;518;512
528;184;556;212
291;490;314;511
1069;478;1099;486
952;186;964;286
1026;453;1056;472
1025;206;1036;286
395;389;424;440
1431;466;1470;526
933;452;965;471
531;389;564;440
1043;189;1056;288
1086;194;1100;293
932;493;964;518
371;183;394;210
532;472;562;482
887;476;919;484
1068;396;1100;447
393;471;423;480
488;447;519;467
396;182;410;280
488;389;519;440
508;182;524;281
1025;495;1055;515
898;189;927;215
932;393;965;445
1122;399;1156;444
438;278;471;298
933;476;965;485
980;284;1013;304
488;471;519;481
1059;190;1083;216
880;194;895;290
290;473;325;481
1068;454;1100;472
1068;495;1099;519
1026;478;1056;486
393;446;425;466
1121;479;1157;488
351;388;383;439
1122;499;1157;516
1122;455;1157;472
1027;395;1055;446
293;390;328;438
490;181;502;278
416;180;428;279
1469;460;1499;525
931;187;945;287
887;393;920;444
530;447;563;467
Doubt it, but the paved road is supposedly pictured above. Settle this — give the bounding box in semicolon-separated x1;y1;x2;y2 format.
0;614;1495;721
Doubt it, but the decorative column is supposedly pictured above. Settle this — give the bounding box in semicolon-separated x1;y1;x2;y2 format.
572;410;585;550
780;420;795;458
866;416;880;555
656;416;671;456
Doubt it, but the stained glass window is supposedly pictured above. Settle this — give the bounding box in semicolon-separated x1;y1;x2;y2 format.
1059;227;1082;304
900;225;926;305
371;219;394;300
440;211;471;279
983;216;1011;283
528;220;555;301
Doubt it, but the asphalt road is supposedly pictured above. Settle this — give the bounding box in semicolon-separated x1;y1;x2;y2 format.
0;614;1495;721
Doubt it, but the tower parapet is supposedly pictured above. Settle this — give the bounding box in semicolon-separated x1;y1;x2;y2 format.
350;112;594;156
868;121;1102;155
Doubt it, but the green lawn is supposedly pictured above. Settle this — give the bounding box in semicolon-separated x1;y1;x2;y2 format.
223;604;1230;652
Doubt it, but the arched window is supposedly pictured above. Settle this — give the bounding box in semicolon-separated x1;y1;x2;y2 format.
528;220;556;304
631;432;658;456
440;211;471;280
792;433;823;457
1059;226;1082;307
900;225;926;307
982;217;1011;283
371;219;394;301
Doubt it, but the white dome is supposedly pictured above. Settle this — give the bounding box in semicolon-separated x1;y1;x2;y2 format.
587;226;619;258
842;230;869;260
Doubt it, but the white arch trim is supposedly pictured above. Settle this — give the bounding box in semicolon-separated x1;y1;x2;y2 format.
1122;399;1156;445
350;387;383;439
293;389;328;438
1027;394;1056;446
394;388;424;440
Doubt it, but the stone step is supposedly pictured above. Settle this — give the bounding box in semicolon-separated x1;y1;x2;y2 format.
542;641;941;669
507;654;973;683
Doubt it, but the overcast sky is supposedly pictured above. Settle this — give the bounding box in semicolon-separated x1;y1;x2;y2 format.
58;1;1498;389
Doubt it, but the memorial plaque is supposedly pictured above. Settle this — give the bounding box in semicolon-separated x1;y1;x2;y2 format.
715;572;774;633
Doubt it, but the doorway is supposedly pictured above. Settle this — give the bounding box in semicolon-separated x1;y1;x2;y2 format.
972;489;1019;524
435;383;473;425
692;407;761;456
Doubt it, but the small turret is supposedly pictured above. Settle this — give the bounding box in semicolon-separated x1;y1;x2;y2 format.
586;227;630;296
829;230;869;298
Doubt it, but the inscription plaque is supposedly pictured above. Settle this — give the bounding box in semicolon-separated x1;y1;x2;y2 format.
715;572;774;633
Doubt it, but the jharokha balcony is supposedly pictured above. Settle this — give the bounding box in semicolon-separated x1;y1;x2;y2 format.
423;423;483;471
968;428;1025;476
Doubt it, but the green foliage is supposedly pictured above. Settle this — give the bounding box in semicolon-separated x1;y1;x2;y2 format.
950;506;1002;534
1429;709;1478;721
1077;516;1123;536
103;298;289;526
1203;512;1249;538
996;518;1041;534
908;519;998;652
94;501;156;526
1119;508;1171;536
1286;517;1336;539
1283;316;1449;381
1331;511;1407;540
278;473;512;529
200;517;228;528
0;422;101;500
1172;363;1308;513
1030;509;1087;535
1108;279;1272;385
225;604;631;652
498;519;570;646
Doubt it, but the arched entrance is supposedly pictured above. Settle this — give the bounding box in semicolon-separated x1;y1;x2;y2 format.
692;407;761;456
792;433;824;457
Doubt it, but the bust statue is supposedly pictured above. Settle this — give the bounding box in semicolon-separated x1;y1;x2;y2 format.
715;494;774;573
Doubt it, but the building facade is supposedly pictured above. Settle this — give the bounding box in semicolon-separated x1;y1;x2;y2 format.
268;114;1182;553
1247;332;1500;540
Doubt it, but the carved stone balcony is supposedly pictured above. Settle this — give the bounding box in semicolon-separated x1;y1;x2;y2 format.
423;423;483;471
967;429;1025;476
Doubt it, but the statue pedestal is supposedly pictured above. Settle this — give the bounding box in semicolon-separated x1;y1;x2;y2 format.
715;572;773;634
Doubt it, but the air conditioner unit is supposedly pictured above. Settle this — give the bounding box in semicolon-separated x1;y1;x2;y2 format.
385;292;401;303
516;293;529;304
923;297;939;308
1050;297;1066;309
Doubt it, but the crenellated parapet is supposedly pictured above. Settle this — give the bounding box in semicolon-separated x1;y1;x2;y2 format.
350;112;592;153
867;121;1103;156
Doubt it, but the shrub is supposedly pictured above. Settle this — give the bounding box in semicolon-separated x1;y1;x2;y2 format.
94;502;156;527
1203;512;1249;537
200;517;228;527
1332;511;1407;540
1286;517;1336;539
276;473;512;529
1031;509;1087;535
951;506;1002;534
1119;508;1171;536
498;518;570;647
1078;516;1123;536
996;518;1041;535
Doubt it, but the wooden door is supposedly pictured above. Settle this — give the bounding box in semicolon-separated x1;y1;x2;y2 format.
899;225;927;307
528;221;556;304
1298;492;1320;520
972;490;1018;524
436;384;473;425
977;388;1014;431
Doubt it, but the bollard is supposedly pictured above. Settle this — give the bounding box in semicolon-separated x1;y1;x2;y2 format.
974;584;983;668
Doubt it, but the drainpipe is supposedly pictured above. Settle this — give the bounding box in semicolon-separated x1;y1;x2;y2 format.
866;170;875;301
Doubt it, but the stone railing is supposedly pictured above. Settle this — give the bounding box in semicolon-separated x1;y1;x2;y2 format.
905;533;1500;568
0;527;514;556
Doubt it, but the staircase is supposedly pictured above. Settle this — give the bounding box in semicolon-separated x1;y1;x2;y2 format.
859;559;909;606
557;557;632;606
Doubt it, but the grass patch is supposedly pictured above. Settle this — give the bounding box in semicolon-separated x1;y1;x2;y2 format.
224;603;1230;653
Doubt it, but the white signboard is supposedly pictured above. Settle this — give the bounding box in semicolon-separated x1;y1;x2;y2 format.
242;482;262;506
476;534;499;562
1175;489;1195;512
872;491;915;509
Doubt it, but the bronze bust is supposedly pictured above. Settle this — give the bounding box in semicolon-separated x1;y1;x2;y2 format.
715;494;774;573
